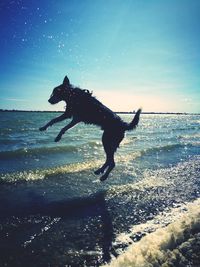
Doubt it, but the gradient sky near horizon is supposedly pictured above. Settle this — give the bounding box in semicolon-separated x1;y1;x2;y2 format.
0;0;200;112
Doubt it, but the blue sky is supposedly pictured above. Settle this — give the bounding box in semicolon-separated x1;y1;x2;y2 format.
0;0;199;112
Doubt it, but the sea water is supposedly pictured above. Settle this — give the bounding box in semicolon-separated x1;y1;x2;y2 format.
0;111;200;266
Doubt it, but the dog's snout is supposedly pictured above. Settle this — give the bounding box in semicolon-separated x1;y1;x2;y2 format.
48;96;59;104
48;96;55;104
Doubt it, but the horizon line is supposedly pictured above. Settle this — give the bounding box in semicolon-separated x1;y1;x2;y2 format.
0;109;199;115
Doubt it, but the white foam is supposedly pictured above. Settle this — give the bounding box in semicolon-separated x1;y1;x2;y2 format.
102;198;200;267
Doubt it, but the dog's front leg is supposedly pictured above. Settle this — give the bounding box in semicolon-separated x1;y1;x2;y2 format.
39;113;68;131
55;119;78;142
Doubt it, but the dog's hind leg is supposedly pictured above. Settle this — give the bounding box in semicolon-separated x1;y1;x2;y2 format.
94;131;112;176
95;130;124;181
99;151;116;181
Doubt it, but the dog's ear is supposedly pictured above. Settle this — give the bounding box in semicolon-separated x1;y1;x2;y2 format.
63;76;70;85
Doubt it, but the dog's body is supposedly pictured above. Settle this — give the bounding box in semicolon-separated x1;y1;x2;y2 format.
40;76;141;181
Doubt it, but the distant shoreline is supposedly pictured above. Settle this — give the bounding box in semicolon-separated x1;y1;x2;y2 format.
0;109;199;115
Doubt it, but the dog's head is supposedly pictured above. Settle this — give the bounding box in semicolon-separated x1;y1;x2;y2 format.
48;76;70;104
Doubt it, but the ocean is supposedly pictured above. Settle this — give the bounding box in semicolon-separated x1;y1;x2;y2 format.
0;111;200;266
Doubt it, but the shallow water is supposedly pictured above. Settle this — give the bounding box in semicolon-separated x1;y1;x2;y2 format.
0;111;200;266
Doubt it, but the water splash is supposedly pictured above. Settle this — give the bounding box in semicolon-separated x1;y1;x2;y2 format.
103;198;200;267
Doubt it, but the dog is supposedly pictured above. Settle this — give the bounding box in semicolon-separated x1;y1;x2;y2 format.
39;76;141;181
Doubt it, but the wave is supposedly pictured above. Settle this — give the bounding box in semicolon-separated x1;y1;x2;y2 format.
0;150;143;183
179;133;200;139
0;160;103;183
0;143;190;183
0;141;197;183
102;198;200;267
1;126;199;161
140;143;184;155
172;125;200;132
122;142;191;159
0;140;102;159
0;145;78;159
85;140;102;147
178;133;200;146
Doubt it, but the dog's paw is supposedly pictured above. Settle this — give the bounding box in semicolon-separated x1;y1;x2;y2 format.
55;135;61;142
39;126;47;131
94;169;104;175
100;173;108;182
100;174;108;182
94;169;101;175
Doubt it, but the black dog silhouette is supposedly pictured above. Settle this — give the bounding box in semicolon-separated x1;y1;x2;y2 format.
39;76;141;181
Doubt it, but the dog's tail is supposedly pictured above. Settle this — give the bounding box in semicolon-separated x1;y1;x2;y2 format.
125;108;142;131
